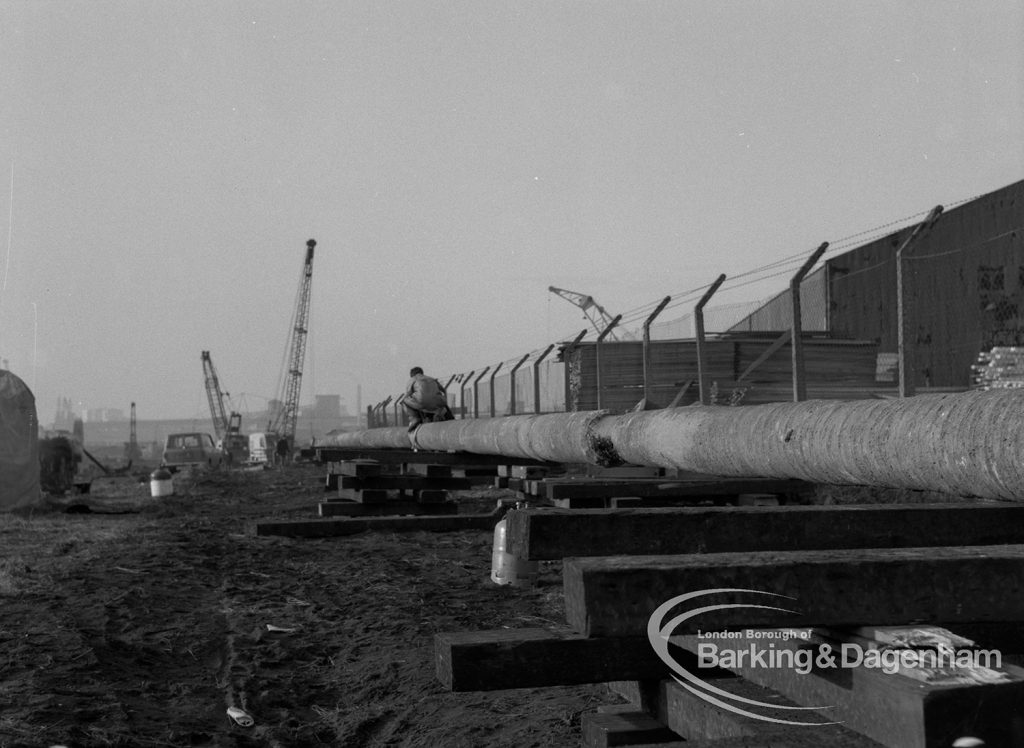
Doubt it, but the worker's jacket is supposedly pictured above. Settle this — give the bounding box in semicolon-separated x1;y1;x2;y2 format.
403;374;447;411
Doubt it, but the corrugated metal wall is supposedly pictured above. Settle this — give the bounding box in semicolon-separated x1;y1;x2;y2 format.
828;180;1024;388
729;179;1024;389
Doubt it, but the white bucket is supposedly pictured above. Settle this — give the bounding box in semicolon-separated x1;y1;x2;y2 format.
150;468;174;498
490;516;538;588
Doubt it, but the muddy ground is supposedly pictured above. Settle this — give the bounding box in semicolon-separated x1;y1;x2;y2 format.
0;465;609;748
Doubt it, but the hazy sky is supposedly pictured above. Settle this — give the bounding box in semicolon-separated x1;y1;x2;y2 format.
2;1;1022;421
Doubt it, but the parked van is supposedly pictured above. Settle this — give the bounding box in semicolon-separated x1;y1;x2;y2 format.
161;432;223;472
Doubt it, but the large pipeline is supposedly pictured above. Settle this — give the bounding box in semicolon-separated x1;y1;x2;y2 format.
323;390;1024;500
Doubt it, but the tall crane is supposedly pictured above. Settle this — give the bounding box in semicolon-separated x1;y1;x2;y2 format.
202;350;246;464
268;238;316;456
548;286;633;340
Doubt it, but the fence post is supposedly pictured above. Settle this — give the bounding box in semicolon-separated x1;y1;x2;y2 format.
366;404;374;428
642;297;672;408
695;276;726;405
459;371;474;419
596;315;622;410
472;367;490;419
791;243;829;402
532;344;556;414
508;353;531;415
442;374;457;417
488;362;504;417
897;206;944;398
561;329;588;412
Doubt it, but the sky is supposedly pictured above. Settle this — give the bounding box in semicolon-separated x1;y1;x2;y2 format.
1;0;1022;422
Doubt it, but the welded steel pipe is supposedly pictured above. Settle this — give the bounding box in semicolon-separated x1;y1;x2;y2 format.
322;389;1024;500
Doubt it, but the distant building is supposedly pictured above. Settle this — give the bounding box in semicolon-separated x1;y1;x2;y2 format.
53;396;77;431
310;394;342;419
83;407;125;423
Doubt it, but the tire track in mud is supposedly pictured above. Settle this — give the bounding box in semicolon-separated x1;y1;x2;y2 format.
48;525;232;746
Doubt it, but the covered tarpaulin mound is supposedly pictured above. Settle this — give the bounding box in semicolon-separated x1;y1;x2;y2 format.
0;370;40;510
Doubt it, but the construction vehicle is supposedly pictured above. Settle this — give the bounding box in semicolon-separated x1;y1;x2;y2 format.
548;286;634;340
201;350;248;465
266;238;316;461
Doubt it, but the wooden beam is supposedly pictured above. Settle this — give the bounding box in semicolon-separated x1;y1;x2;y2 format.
318;501;456;517
736;330;791;383
667;379;694;408
581;711;680;748
337;475;473;491
673;630;1024;748
607;680;661;713
541;478;809;500
654;677;878;747
434;628;707;690
507;502;1024;560
255;513;498;538
336;488;389;503
563;545;1024;637
403;463;453;477
332;459;382;477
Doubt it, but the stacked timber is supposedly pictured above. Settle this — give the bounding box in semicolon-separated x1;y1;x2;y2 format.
572;340;735;410
732;335;886;402
569;334;892;411
435;503;1024;747
254;449;549;537
971;346;1024;390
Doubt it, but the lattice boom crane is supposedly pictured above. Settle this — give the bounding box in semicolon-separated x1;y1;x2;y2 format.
202;350;246;463
268;239;316;451
548;286;632;340
201;350;230;442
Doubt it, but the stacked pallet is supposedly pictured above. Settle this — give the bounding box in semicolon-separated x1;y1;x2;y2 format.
435;503;1024;747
